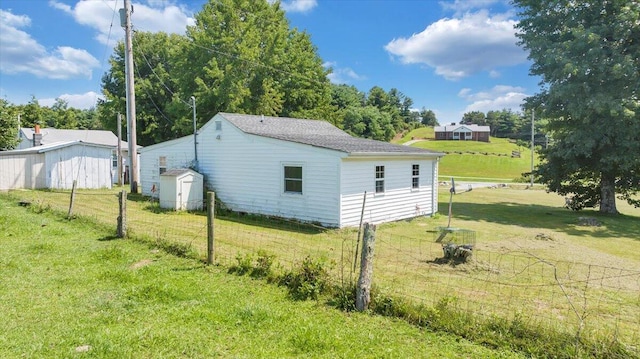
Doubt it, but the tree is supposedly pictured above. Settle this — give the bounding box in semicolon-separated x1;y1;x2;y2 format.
460;111;485;125
419;108;438;126
99;31;188;146
21;96;43;128
177;0;332;127
0;99;20;150
514;0;640;213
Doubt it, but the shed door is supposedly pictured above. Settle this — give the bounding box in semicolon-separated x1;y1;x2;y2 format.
180;180;194;210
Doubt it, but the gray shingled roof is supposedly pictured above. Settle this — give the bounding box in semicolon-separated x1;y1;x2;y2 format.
19;128;137;149
219;113;443;156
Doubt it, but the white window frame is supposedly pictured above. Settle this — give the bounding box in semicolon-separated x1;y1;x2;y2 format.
412;164;420;189
159;156;167;175
283;164;303;195
375;165;385;194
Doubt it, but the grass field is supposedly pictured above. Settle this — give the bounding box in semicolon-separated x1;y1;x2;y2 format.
5;186;639;358
395;127;539;181
0;194;523;358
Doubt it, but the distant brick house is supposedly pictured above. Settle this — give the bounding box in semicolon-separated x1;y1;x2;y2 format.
434;124;490;142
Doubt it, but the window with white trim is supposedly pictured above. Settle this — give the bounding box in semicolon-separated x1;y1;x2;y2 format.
412;164;420;189
375;165;385;193
284;166;303;194
159;156;167;175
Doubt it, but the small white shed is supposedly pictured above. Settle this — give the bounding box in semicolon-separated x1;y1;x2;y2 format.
159;168;203;211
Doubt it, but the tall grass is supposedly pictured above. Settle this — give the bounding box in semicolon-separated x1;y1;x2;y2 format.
4;187;639;358
0;193;521;358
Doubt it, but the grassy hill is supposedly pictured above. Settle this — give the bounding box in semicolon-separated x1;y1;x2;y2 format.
397;127;538;181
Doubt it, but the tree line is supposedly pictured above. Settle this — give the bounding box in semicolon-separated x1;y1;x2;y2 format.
96;0;439;146
0;97;100;150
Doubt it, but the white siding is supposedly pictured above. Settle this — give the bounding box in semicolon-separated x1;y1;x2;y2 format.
140;137;196;198
0;154;46;190
0;144;112;190
196;116;343;227
45;145;112;189
340;157;437;227
138;114;442;227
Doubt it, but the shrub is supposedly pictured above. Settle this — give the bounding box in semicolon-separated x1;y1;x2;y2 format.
251;250;275;280
280;256;331;300
229;252;254;275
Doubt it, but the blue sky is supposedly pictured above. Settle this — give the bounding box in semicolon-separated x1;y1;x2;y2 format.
0;0;540;123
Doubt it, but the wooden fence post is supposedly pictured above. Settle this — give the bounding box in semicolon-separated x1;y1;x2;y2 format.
356;222;376;311
67;180;77;219
207;191;215;265
117;190;127;238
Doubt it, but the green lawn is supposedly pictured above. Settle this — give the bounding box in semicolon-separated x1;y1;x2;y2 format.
5;187;639;358
0;194;523;358
396;128;539;181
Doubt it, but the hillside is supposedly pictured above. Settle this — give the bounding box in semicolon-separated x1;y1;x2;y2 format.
396;127;538;181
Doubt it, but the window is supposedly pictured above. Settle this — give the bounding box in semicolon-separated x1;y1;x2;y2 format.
215;121;222;131
412;164;420;189
159;156;167;175
375;165;385;193
112;152;118;168
284;166;303;194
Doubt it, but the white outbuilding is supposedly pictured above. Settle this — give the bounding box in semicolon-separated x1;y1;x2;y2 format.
140;112;445;228
159;168;204;211
0;141;113;190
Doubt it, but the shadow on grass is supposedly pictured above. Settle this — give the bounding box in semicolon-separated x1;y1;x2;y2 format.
218;212;328;236
425;257;468;267
98;235;121;241
443;201;640;240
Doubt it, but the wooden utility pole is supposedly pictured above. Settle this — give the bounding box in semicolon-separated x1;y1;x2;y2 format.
117;113;123;186
121;0;138;193
530;110;535;187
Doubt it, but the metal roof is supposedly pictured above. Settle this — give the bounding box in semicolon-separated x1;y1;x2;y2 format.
0;140;113;156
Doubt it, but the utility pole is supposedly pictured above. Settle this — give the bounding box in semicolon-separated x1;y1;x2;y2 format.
530;110;535;187
117;113;123;186
120;0;138;193
192;96;198;170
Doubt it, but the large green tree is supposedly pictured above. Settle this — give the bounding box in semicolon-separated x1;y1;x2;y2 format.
99;31;187;146
514;0;640;213
177;0;332;127
0;99;20;150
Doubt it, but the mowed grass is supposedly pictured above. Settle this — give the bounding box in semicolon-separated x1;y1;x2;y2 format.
0;194;523;358
395;127;538;181
6;187;640;356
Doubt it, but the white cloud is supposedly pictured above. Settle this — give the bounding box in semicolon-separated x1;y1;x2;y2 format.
459;85;527;113
384;10;526;80
40;91;104;110
0;9;100;79
49;0;195;46
269;0;318;13
323;62;365;84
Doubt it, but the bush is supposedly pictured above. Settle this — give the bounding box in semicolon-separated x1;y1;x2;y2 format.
280;256;332;300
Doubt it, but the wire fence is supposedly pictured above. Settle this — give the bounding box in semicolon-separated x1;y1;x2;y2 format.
8;188;639;353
